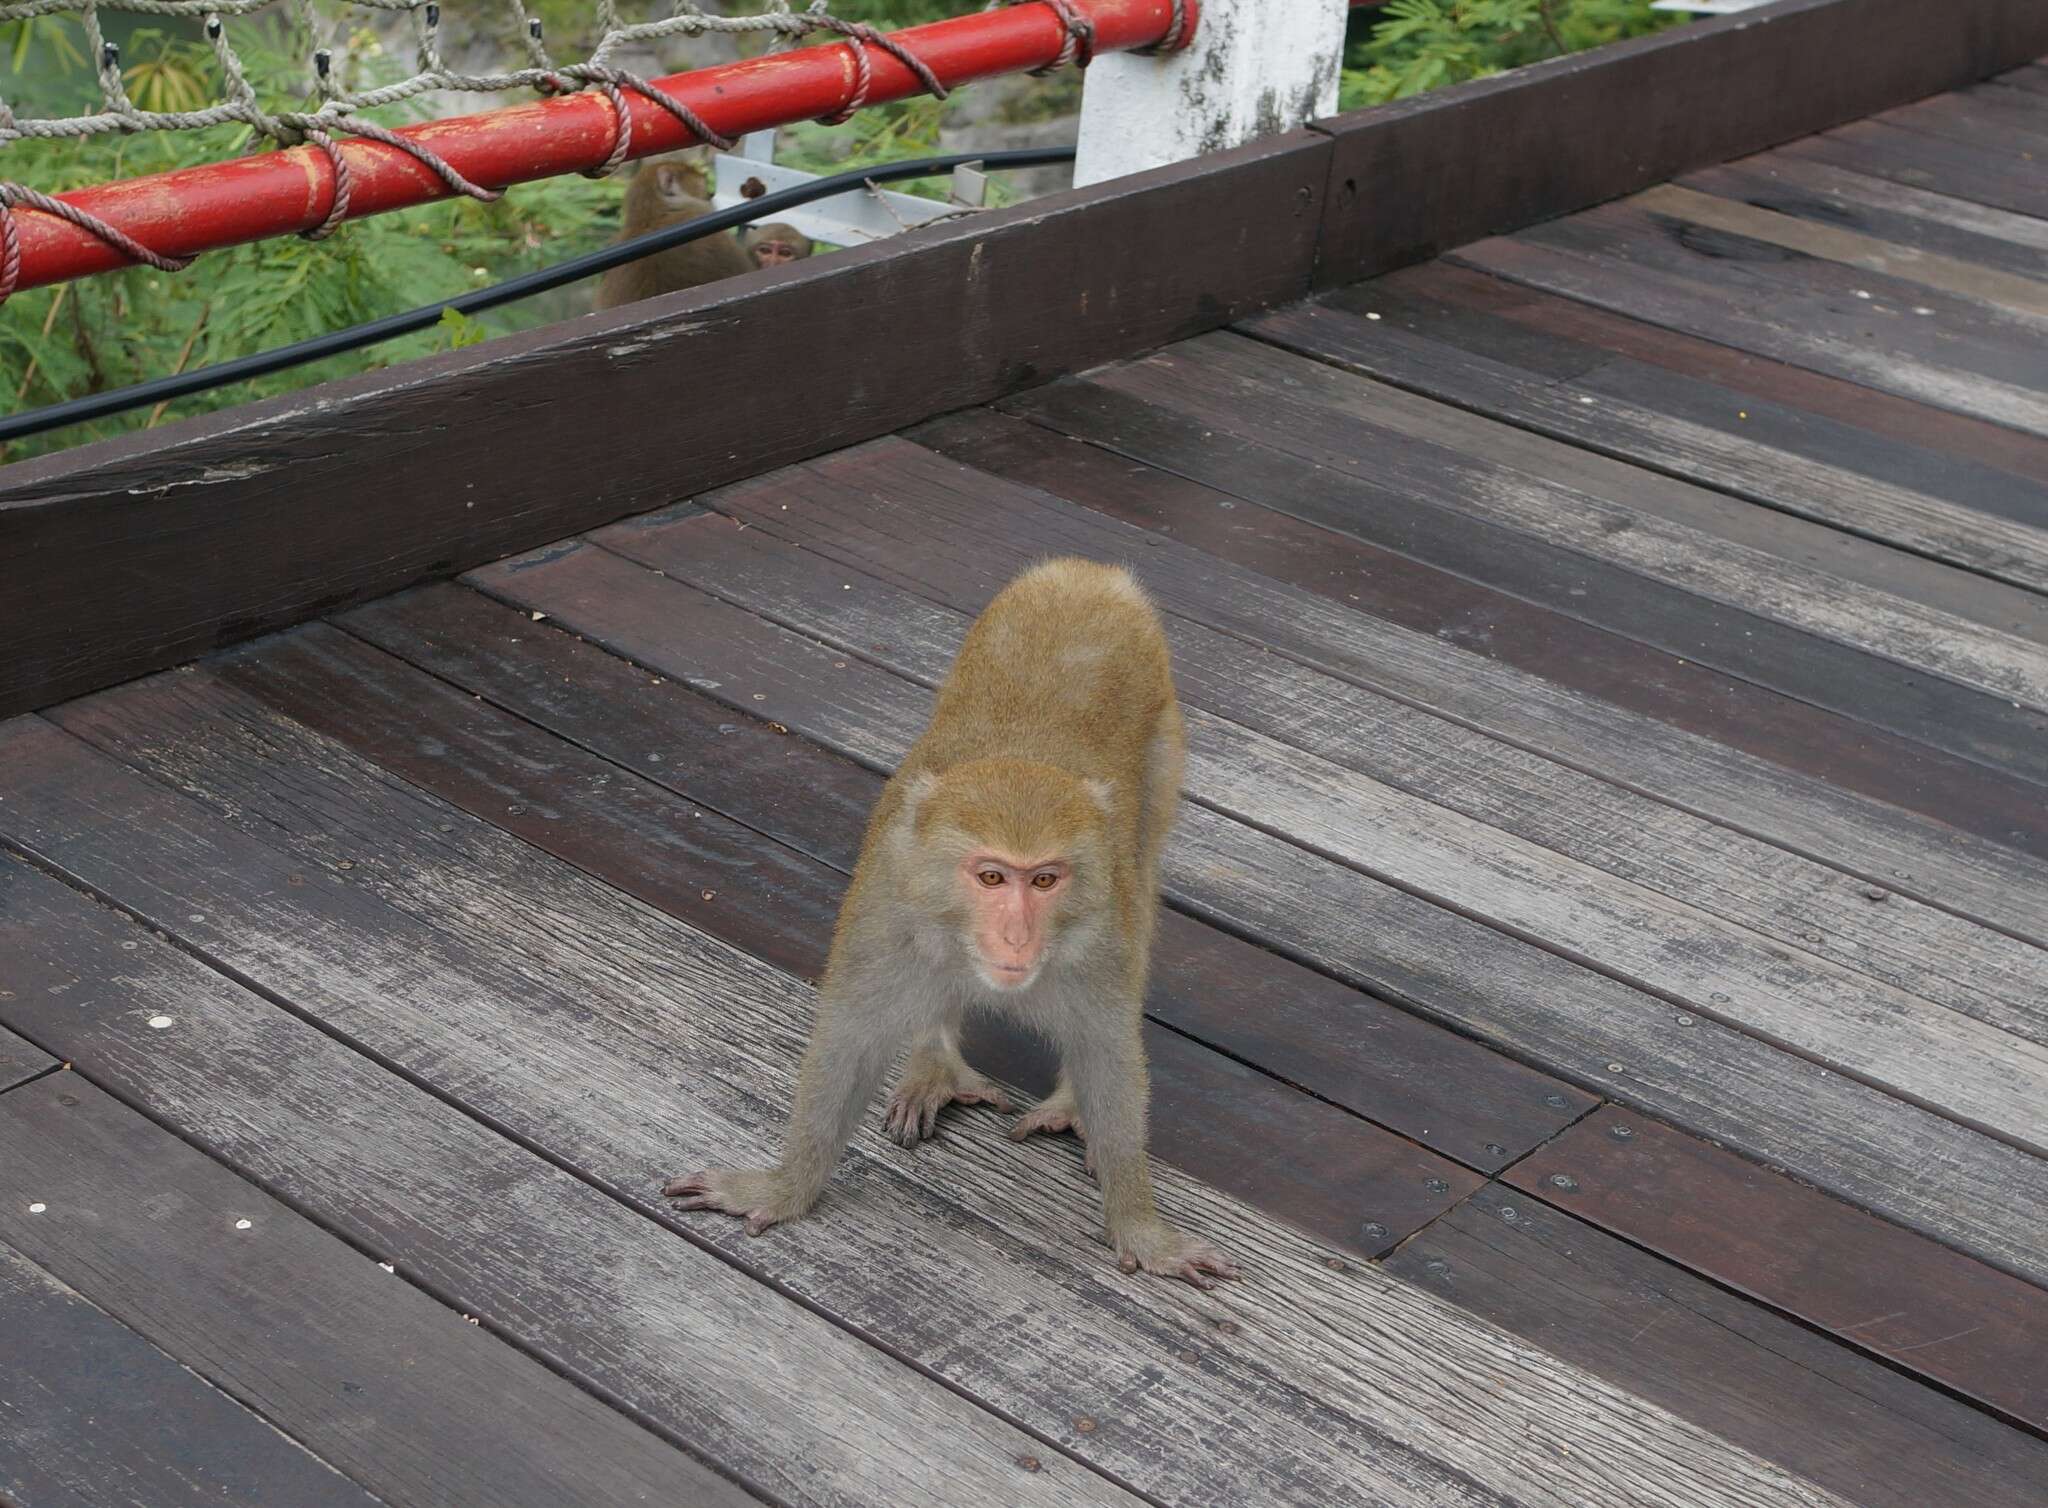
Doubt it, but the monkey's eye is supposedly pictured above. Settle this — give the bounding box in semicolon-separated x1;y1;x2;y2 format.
976;869;1005;888
1030;872;1058;891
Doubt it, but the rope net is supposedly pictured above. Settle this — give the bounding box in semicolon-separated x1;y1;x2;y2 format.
0;1;1110;299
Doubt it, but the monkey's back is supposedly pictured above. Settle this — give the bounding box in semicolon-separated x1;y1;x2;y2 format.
920;559;1177;785
591;203;752;310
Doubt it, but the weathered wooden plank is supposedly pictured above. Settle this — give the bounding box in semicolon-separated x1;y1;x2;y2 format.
1092;334;2048;721
1459;210;2048;437
1385;1187;2048;1508
1382;258;2048;492
0;1238;381;1508
0;1022;55;1093
1242;296;2048;599
326;590;1594;1176
1994;63;2048;96
0;131;1330;718
672;444;2048;1048
0;719;1847;1508
583;501;2048;1155
202;618;1490;1238
0;839;1150;1508
1012;368;2048;788
1679;154;2048;282
0;1069;746;1508
1773;121;2048;230
468;537;2048;1291
1310;0;2048;286
1632;183;2048;322
1504;1108;2048;1431
911;406;2048;862
1876;84;2048;157
988;385;2048;946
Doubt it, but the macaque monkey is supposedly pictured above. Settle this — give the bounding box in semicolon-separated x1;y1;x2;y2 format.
666;560;1240;1288
592;150;752;311
743;222;814;269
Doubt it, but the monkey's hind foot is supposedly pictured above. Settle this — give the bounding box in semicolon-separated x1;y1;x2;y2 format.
1114;1219;1243;1292
1008;1088;1092;1172
883;1058;1013;1147
662;1167;804;1237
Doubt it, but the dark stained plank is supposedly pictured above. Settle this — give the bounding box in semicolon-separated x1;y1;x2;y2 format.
0;720;1795;1508
1876;84;2048;157
1459;210;2048;439
0;1070;741;1508
0;1022;55;1093
1382;258;2048;491
468;537;2048;1292
203;617;1491;1239
1778;117;2048;219
1504;1108;2048;1431
0;131;1330;718
0;1238;381;1508
1994;63;2048;95
330;588;1593;1179
913;406;2048;863
669;443;2048;1052
1386;1187;2048;1508
0;832;1158;1508
1309;0;2048;286
1021;343;2048;782
1679;153;2048;283
1244;295;2048;602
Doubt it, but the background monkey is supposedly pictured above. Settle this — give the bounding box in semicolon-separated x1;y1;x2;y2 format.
743;222;814;269
667;559;1240;1289
592;151;752;311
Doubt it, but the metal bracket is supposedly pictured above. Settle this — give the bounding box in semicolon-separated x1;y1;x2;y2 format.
714;130;986;247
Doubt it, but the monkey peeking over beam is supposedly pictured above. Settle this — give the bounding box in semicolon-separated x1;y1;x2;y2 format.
667;560;1242;1289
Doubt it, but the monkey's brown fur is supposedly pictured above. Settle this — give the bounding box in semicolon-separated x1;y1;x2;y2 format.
666;560;1238;1288
591;152;752;311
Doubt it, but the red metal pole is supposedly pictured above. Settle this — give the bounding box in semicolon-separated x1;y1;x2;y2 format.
7;0;1194;295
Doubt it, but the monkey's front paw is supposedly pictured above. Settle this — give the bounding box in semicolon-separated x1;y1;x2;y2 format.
883;1064;1012;1147
1008;1091;1092;1172
662;1167;804;1238
1114;1220;1243;1291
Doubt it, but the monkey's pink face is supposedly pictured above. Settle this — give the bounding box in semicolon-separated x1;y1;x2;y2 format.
754;241;802;266
961;853;1071;990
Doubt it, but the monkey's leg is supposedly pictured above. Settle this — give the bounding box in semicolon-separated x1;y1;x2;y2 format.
1065;1010;1241;1290
882;1015;1012;1147
664;983;905;1235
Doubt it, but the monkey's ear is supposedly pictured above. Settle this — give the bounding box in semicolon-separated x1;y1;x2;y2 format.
898;770;942;824
654;163;699;205
1084;778;1115;815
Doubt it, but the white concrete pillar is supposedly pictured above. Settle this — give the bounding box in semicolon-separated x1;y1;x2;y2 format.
1073;0;1351;187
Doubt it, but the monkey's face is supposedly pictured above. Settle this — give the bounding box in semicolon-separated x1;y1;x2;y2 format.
959;852;1073;992
753;240;803;267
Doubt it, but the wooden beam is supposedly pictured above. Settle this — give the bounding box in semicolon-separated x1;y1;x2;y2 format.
1312;0;2048;287
0;130;1327;717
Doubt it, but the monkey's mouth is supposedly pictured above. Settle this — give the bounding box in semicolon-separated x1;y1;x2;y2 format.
981;961;1039;991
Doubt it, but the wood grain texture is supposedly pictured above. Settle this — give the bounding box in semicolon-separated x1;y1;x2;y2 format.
911;406;2048;862
586;494;2048;1158
1310;0;2048;286
994;383;2048;946
0;1022;55;1093
0;1069;742;1508
331;587;1594;1178
1629;184;2048;319
1778;118;2048;220
1386;1187;2048;1508
468;537;2048;1292
0;837;1141;1508
1679;154;2048;283
1505;1108;2048;1432
1876;84;2048;157
0;131;1328;718
1094;334;2048;722
1378;258;2048;492
1250;282;2048;578
0;1239;381;1508
680;442;2048;1052
0;715;1847;1508
1458;210;2048;439
203;617;1488;1243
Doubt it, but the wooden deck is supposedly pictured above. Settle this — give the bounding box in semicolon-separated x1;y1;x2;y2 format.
6;59;2048;1508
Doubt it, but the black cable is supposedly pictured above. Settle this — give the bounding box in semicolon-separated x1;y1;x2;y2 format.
1;146;1076;446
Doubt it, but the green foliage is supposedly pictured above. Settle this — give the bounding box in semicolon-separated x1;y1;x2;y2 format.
1339;0;1682;109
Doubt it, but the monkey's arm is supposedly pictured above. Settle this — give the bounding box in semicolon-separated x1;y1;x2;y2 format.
1065;1010;1240;1290
665;968;904;1235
